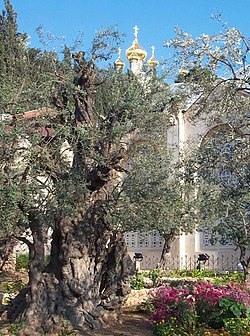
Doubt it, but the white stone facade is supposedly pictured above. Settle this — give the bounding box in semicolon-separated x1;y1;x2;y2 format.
121;28;249;270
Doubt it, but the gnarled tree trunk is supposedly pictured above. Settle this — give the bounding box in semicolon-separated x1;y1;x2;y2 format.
158;229;177;270
9;198;133;335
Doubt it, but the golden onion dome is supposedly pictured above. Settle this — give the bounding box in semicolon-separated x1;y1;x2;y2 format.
126;26;147;62
114;48;125;70
114;57;125;69
126;39;147;61
147;46;159;68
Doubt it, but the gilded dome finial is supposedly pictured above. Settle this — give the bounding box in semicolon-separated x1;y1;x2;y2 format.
126;26;147;62
148;45;159;68
114;47;125;71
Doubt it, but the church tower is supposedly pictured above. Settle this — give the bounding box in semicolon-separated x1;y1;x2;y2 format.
114;26;159;76
126;26;147;75
147;46;159;76
114;47;125;71
147;46;159;69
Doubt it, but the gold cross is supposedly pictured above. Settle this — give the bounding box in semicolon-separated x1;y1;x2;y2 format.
133;25;139;39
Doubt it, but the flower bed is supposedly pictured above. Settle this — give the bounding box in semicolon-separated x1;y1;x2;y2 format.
149;281;250;335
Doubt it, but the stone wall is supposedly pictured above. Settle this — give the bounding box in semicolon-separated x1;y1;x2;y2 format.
124;289;152;308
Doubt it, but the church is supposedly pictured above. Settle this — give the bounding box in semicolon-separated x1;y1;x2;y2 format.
115;26;249;271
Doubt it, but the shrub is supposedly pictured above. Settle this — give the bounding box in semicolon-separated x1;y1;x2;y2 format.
195;282;250;326
193;281;229;326
15;253;29;271
167;268;244;284
2;280;25;294
149;269;161;287
130;272;144;290
136;299;154;313
213;272;244;285
224;318;250;335
152;319;247;335
153;317;192;336
150;285;196;327
168;268;217;279
150;281;250;335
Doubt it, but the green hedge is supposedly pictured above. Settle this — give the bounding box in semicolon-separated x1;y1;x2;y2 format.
15;253;29;271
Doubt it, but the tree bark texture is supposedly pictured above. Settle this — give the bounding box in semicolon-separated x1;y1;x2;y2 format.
158;229;177;270
9;201;133;335
0;235;16;272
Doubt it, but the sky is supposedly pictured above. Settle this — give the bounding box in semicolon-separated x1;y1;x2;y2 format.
1;0;250;68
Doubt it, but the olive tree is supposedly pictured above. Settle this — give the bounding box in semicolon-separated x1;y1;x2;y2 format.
0;4;178;332
166;25;250;278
